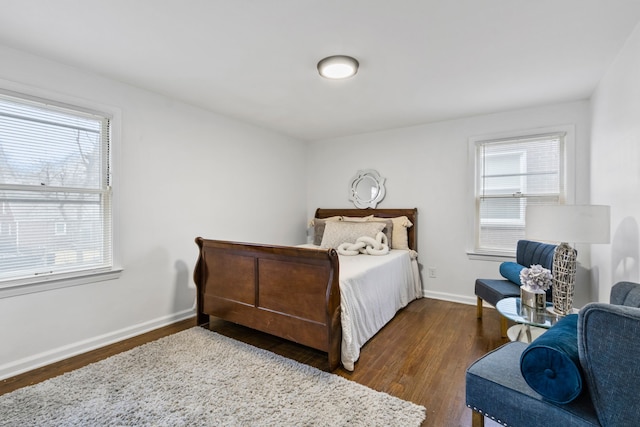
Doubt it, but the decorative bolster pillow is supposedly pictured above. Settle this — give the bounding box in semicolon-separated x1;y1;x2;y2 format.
499;262;525;285
520;314;583;404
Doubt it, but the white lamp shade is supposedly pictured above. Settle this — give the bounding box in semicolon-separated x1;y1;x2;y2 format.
525;205;610;244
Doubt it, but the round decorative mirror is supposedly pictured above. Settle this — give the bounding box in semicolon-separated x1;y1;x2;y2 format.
348;169;386;209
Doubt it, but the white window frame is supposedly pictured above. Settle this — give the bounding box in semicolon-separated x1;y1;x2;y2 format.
0;83;121;298
467;125;575;260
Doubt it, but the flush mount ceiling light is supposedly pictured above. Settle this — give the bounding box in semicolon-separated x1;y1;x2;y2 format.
317;55;359;79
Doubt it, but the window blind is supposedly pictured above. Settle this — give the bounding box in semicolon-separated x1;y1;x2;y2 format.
0;92;112;284
476;133;564;252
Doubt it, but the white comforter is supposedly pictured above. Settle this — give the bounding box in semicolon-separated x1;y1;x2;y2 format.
338;249;421;370
299;245;422;371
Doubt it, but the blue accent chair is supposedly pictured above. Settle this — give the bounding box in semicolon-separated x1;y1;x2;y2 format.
475;240;556;337
466;281;640;426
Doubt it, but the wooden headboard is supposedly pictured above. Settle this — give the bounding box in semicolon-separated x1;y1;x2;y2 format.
315;208;418;251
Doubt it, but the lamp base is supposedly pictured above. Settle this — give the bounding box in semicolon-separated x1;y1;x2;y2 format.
552;242;577;315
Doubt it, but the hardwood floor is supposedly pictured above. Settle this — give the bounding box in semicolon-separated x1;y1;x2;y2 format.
0;298;508;427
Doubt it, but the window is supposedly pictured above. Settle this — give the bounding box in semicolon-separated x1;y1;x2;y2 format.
0;91;113;287
472;131;567;254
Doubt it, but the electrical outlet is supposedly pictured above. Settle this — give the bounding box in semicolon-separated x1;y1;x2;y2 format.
428;267;437;278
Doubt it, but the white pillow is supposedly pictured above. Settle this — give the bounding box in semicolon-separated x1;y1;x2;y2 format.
310;216;342;246
388;216;413;250
320;221;386;249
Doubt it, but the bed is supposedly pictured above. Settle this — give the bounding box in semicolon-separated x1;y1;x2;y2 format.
193;208;421;371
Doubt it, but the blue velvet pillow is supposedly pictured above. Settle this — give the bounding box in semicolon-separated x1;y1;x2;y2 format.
520;314;582;404
499;262;525;285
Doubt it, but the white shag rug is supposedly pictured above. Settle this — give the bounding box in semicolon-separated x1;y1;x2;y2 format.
1;327;426;426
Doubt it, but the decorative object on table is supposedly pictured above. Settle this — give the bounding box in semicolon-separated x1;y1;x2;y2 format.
519;264;552;310
525;205;611;315
348;169;386;208
519;289;546;311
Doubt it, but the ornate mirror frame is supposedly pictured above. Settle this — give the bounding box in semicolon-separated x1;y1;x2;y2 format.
348;169;386;209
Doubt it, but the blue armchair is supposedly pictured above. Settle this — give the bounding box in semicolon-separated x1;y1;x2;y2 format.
466;281;640;426
475;240;556;337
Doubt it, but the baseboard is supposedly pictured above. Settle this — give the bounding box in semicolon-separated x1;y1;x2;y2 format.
423;290;478;306
0;308;196;381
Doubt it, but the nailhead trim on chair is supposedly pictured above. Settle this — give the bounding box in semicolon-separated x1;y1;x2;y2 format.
467;405;509;426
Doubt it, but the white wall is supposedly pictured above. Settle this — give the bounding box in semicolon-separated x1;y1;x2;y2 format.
307;101;592;305
0;45;307;379
591;23;640;302
1;32;616;379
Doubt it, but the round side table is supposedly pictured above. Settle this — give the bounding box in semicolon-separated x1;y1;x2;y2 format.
495;297;564;342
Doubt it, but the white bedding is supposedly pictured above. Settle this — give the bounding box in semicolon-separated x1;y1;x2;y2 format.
298;245;422;371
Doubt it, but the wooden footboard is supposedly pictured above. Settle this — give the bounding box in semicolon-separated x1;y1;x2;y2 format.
194;238;341;370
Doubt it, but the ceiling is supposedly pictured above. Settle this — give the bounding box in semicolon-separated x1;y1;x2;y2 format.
1;1;639;141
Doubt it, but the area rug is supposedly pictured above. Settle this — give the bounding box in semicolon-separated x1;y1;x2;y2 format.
0;327;426;426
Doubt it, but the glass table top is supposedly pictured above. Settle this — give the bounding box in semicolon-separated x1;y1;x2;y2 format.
496;297;564;329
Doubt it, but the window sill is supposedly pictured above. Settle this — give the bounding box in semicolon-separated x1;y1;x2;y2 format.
0;268;123;299
466;250;516;262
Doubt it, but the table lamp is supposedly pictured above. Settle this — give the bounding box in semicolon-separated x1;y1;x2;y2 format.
525;205;610;315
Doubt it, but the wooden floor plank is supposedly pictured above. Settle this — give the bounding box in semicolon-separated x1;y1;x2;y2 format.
0;298;508;427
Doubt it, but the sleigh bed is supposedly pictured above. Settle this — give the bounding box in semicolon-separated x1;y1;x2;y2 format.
193;208;421;371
